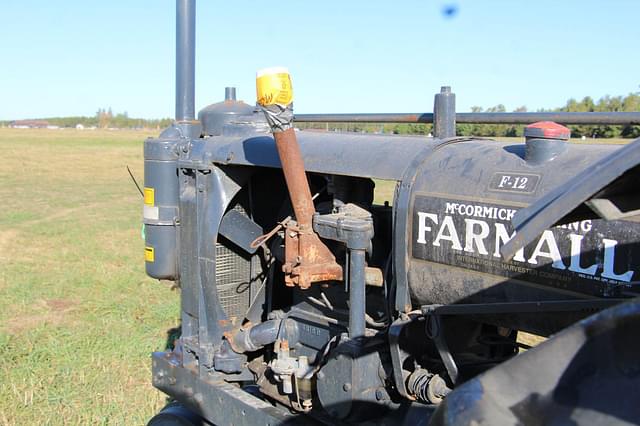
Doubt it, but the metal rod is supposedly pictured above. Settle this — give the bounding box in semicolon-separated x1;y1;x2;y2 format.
294;112;640;125
456;112;640;125
421;299;625;316
295;113;434;123
176;0;196;122
349;249;367;339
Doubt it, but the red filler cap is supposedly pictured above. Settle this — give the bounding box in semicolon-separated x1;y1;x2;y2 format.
524;121;571;140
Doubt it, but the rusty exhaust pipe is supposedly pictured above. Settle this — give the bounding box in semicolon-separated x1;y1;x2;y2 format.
273;128;315;230
256;68;342;288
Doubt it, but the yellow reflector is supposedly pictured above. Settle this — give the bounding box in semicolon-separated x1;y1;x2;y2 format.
144;246;155;262
143;187;155;206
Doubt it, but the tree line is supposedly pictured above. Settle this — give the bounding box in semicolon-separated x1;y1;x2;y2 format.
0;108;172;130
3;92;639;138
297;92;640;139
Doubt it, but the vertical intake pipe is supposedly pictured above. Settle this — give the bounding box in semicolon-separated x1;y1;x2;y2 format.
273;129;316;229
434;86;456;138
176;0;196;122
255;68;343;288
225;87;237;102
255;68;315;230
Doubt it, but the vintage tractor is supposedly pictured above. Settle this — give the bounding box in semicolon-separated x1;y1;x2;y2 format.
144;1;640;424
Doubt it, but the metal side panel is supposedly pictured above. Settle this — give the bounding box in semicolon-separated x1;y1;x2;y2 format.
206;131;434;180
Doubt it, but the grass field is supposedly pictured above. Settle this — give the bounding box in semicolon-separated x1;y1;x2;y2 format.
0;129;630;424
0;128;178;425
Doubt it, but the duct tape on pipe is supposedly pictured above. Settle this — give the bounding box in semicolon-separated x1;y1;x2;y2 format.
256;67;294;132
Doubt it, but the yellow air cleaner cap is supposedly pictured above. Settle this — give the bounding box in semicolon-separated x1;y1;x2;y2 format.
256;67;293;107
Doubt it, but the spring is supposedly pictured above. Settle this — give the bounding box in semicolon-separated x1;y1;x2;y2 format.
407;369;451;405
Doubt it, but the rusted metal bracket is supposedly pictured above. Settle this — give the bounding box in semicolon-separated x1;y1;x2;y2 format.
282;220;343;289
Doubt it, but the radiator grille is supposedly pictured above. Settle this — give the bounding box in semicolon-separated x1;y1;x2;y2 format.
216;204;252;320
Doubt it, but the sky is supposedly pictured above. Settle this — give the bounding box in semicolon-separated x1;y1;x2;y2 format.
1;0;639;120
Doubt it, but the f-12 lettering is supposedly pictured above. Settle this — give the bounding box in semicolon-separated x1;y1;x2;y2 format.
498;175;528;190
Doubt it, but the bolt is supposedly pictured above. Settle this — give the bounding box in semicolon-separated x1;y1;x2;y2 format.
375;388;387;401
343;383;351;392
197;184;204;192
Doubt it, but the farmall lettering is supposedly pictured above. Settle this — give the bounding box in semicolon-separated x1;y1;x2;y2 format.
412;196;638;295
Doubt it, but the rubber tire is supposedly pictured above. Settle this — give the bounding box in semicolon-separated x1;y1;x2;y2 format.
147;402;208;426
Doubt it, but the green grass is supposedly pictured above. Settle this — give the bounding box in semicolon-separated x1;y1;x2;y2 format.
0;128;179;425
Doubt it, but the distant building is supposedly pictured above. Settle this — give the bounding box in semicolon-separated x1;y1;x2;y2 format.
9;120;49;129
76;124;85;130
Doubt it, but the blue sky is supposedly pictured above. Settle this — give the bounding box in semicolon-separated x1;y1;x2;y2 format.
1;1;639;120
